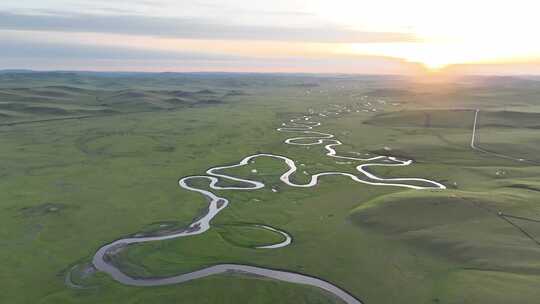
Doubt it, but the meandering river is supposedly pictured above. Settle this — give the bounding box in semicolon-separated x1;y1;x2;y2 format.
84;106;445;304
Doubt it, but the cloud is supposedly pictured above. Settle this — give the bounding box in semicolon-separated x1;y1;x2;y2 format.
0;55;424;74
0;11;418;43
0;31;424;74
0;36;244;61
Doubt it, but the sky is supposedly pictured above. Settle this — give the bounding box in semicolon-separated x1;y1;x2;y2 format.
1;0;540;74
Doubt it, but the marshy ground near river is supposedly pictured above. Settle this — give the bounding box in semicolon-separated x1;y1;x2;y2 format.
2;73;540;303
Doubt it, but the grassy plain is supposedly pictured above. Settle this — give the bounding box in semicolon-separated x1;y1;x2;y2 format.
1;72;540;303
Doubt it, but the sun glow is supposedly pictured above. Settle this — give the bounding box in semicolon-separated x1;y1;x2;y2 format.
340;39;540;71
2;0;540;73
317;0;540;69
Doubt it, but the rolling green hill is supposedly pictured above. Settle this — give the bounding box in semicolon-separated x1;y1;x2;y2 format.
2;72;540;304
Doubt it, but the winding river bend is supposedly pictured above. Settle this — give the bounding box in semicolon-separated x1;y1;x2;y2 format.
86;107;445;304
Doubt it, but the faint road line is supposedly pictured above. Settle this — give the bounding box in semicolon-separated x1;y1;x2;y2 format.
470;109;479;148
470;109;538;164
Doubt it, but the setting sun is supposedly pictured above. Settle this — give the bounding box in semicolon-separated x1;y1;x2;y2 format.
319;0;540;70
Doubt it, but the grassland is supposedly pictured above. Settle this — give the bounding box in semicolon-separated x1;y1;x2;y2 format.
2;72;540;303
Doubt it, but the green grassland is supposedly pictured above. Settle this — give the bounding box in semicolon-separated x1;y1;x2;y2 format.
1;72;540;303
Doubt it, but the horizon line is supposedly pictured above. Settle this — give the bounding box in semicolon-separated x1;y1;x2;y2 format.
2;68;540;78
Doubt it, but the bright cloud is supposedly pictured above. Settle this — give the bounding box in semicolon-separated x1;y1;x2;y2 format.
0;0;539;73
